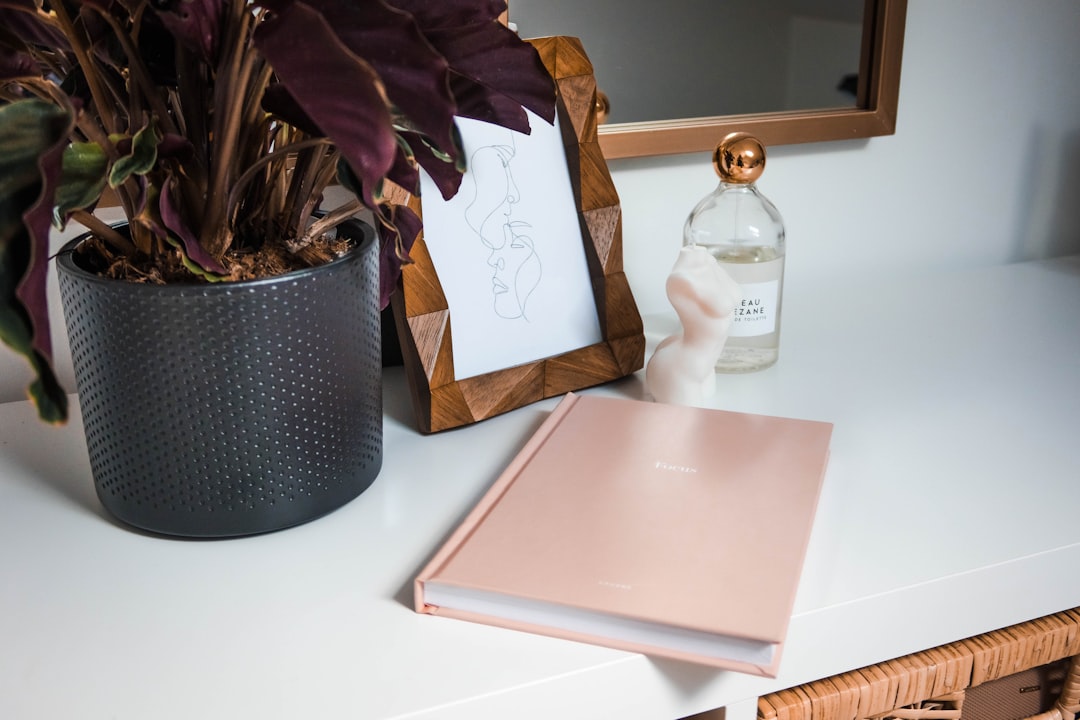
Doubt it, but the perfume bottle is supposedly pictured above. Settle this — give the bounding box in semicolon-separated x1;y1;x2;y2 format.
683;132;786;372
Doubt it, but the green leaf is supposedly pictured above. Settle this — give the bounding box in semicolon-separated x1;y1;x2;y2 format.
0;99;72;423
108;122;159;188
25;350;68;424
54;142;109;228
0;243;68;423
0;101;56;198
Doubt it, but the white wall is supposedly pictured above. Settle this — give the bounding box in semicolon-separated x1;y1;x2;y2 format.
3;0;1079;404
614;0;1080;315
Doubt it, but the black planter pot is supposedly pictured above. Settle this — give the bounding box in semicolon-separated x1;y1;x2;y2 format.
56;219;382;537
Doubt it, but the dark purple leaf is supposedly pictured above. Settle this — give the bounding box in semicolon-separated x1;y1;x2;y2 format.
282;0;462;174
0;45;39;81
149;0;225;62
14;102;71;364
0;5;71;52
385;1;554;128
135;11;181;85
74;3;136;79
448;73;529;133
427;21;555;126
376;202;421;309
77;0;113;12
159;174;227;273
261;83;324;137
254;1;397;209
385;138;420;197
398;130;463;201
384;0;506;28
157;132;194;160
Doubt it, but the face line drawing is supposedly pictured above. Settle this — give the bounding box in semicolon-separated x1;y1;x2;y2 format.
463;136;543;321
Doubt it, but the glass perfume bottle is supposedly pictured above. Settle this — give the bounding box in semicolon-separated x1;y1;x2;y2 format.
683;132;786;372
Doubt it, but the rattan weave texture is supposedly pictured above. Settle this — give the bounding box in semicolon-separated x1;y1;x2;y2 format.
758;609;1080;720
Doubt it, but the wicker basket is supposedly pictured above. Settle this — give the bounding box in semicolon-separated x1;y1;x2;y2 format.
758;609;1080;720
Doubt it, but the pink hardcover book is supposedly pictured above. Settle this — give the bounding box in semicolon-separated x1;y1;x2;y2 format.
414;392;833;676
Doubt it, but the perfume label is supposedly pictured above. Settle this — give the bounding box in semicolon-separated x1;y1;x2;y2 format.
729;280;779;337
714;254;783;338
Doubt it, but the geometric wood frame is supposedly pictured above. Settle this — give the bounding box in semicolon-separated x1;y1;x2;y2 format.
391;36;645;433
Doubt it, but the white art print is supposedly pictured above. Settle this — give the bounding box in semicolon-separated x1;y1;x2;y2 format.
419;111;603;381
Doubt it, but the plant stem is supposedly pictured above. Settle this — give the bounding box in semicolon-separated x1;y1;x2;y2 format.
100;6;180;138
226;137;334;222
297;150;342;231
304;199;364;244
70;210;138;256
48;3;120;137
203;2;256;258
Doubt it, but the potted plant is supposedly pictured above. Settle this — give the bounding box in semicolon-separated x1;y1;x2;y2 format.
0;0;556;536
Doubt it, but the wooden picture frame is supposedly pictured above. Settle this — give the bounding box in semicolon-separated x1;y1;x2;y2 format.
391;36;644;434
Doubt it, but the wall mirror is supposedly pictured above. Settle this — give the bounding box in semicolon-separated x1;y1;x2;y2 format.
509;0;906;158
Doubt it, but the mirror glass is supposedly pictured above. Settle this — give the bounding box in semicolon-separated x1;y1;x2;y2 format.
511;0;865;124
509;0;905;158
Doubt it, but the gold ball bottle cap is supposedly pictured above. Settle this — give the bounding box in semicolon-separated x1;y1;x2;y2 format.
713;132;766;184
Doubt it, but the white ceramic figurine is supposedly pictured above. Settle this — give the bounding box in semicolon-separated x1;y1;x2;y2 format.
646;246;743;405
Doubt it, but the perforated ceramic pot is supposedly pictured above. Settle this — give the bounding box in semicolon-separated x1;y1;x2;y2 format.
56;219;382;537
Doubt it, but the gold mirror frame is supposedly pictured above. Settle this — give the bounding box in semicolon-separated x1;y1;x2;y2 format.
514;0;907;159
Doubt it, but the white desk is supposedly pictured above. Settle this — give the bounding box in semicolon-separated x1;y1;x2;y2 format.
2;258;1079;720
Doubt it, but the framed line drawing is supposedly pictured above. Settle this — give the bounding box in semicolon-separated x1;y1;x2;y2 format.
391;36;645;434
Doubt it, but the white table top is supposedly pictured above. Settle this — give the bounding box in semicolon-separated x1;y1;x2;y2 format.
2;257;1079;720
